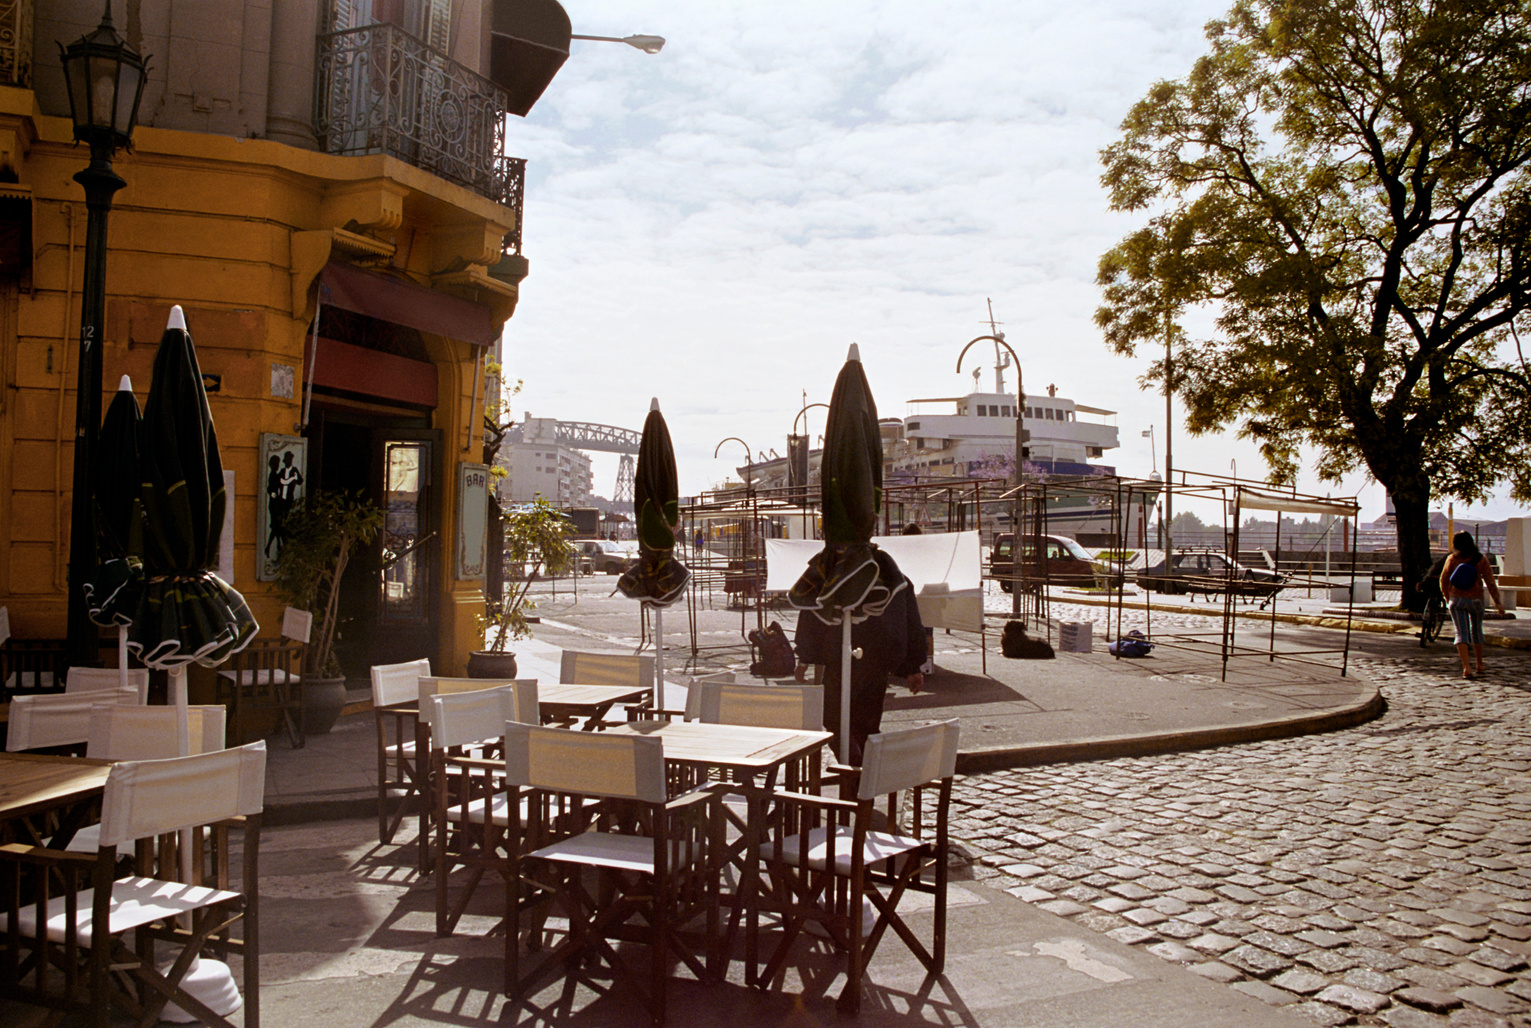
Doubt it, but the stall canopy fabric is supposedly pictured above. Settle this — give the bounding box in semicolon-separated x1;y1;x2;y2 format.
319;262;496;348
1234;488;1360;518
768;532;982;632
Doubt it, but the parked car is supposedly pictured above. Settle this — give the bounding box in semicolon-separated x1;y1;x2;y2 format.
576;540;640;575
989;533;1124;592
1136;548;1285;598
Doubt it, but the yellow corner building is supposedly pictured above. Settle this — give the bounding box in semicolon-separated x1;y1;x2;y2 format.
2;0;575;677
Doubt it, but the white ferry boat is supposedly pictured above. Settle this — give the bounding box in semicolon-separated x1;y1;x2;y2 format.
885;343;1134;541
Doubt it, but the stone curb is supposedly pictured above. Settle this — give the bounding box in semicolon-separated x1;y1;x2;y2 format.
955;690;1386;775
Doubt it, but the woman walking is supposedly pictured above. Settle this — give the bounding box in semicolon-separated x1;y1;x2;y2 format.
1439;531;1505;679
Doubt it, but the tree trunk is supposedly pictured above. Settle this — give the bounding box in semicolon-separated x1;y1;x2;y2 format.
486;496;505;605
1391;491;1434;613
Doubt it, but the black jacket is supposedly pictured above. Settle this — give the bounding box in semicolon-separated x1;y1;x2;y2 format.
793;567;926;678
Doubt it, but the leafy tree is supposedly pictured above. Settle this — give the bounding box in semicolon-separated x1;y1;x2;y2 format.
1096;0;1531;607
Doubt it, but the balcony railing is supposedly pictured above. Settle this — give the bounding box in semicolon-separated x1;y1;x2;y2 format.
0;0;32;88
316;23;524;254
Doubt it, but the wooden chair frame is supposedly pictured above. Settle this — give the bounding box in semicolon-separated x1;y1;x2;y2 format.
505;723;721;1026
755;720;958;1014
215;609;310;750
0;743;266;1028
370;658;431;846
425;682;537;938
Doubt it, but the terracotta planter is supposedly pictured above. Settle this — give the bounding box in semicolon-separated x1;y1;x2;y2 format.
303;675;347;735
466;650;519;679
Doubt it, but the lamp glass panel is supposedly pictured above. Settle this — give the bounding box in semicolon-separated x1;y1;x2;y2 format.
64;55;90;129
88;55;119;129
115;64;143;133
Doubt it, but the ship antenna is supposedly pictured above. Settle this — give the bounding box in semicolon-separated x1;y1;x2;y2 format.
985;297;1007;394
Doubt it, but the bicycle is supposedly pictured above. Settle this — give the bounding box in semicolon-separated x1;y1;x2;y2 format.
1419;593;1447;647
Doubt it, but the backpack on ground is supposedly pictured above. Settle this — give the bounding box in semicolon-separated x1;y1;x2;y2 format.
748;622;796;678
1108;630;1154;658
1448;560;1480;591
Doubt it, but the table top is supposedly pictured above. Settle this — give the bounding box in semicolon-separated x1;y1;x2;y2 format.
608;720;830;773
0;751;112;823
539;683;651;708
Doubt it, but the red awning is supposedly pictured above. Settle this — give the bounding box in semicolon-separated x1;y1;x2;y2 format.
489;0;571;117
319;262;496;348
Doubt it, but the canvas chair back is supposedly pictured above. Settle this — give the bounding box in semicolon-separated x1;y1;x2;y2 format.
558;650;654;689
281;606;312;643
859;719;960;800
86;704;226;761
5;686;140;751
427;681;539;750
97;741;267;849
505;722;665;803
418;675;535;709
371;657;431;707
694;681;823;731
64;666;150;705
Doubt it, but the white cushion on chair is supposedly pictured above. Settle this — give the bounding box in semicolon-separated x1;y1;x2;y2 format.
761;825;924;875
217;668;296;687
531;831;661;873
4;876;243;946
447;790;525;827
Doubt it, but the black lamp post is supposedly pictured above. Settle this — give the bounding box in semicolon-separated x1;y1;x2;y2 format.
59;3;148;668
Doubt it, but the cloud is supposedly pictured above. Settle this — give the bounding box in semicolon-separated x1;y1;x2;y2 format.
494;0;1515;521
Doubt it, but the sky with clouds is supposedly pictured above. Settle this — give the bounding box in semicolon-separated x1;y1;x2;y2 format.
498;0;1520;528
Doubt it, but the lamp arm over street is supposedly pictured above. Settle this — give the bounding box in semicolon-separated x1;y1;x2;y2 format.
571;33;666;54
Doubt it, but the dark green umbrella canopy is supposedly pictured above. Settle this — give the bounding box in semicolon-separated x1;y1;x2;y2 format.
617;398;690;606
126;307;257;668
83;376;143;627
789;345;905;625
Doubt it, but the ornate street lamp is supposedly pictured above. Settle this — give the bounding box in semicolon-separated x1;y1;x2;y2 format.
59;3;149;668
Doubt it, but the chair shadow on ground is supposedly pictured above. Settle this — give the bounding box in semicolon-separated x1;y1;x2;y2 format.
362;934;980;1028
350;845;981;1028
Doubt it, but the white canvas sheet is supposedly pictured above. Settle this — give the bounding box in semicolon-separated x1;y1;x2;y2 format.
764;532;983;632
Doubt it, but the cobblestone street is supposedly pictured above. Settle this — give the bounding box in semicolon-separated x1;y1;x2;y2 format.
953;623;1531;1027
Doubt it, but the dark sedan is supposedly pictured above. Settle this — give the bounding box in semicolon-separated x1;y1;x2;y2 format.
1136;549;1285;598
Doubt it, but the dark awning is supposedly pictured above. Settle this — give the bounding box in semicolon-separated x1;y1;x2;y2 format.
489;0;571;117
319;262;496;348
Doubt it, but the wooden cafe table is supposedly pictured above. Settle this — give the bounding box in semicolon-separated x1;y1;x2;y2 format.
602;719;832;980
0;751;112;849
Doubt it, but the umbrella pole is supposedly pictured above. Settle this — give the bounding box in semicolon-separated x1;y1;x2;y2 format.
841;613;853;763
117;626;128;689
652;605;664;710
169;664;193;883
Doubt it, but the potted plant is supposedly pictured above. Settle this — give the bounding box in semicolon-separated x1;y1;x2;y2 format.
469;495;575;678
274;490;384;731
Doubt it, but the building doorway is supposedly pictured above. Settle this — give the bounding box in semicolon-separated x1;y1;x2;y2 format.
308;407;442;675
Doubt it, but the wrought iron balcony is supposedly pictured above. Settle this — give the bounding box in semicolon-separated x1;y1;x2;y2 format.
0;0;32;88
316;23;524;254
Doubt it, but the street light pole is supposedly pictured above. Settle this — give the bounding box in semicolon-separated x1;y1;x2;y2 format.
955;333;1024;616
59;3;148;669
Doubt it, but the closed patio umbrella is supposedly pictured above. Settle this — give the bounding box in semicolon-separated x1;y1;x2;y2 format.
128;307;257;753
788;345;906;757
617;398;690;708
84;376;145;682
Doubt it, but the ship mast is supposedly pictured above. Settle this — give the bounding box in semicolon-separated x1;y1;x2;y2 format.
985;297;1010;394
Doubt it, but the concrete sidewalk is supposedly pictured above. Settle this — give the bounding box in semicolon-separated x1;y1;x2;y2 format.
210;596;1415;1028
16;592;1474;1028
